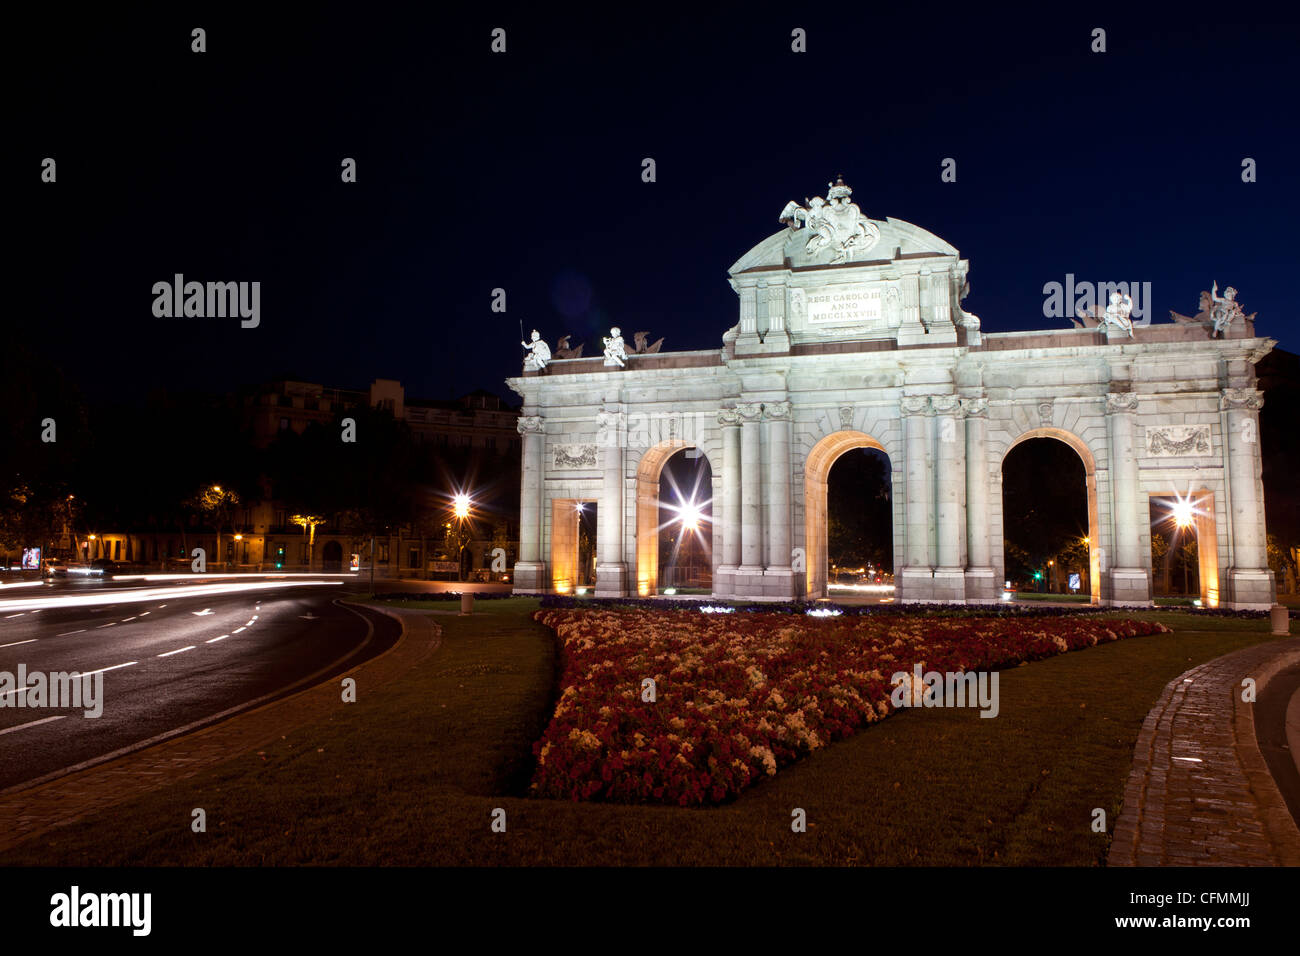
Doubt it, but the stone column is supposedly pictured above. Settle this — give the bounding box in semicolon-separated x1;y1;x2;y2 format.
594;408;628;597
926;395;963;602
1106;392;1149;604
736;402;765;595
961;397;996;601
763;401;795;599
715;408;742;596
1222;387;1274;607
513;415;548;592
899;395;933;602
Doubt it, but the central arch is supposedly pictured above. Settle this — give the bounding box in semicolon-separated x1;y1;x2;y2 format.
804;430;891;598
1002;427;1101;604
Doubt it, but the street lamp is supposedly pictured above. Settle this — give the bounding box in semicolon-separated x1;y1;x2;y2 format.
679;502;702;533
1163;492;1199;597
448;492;474;581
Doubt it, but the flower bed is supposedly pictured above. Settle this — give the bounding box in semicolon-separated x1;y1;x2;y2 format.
530;608;1171;806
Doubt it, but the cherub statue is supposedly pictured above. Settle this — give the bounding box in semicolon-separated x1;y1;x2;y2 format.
1170;282;1255;338
554;335;584;359
602;327;627;367
1208;281;1243;337
1102;291;1134;337
521;329;551;371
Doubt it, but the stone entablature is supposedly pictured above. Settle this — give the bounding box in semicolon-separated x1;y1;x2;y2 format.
507;179;1277;609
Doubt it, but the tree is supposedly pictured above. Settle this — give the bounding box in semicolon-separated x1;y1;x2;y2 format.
191;485;240;568
291;514;325;571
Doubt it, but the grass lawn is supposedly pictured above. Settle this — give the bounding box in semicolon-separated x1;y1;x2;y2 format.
1013;592;1090;603
2;600;1283;866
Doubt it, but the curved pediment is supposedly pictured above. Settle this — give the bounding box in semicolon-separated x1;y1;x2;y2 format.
729;217;959;276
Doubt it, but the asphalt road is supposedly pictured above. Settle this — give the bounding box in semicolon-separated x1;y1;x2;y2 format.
1256;661;1300;830
0;576;397;790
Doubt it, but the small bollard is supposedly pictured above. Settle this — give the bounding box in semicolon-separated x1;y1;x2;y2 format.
460;592;474;616
1270;604;1290;636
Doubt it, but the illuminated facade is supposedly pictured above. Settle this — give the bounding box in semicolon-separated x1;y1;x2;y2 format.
508;180;1276;608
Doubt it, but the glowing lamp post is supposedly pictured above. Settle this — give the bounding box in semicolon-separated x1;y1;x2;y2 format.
449;492;473;581
1172;498;1194;596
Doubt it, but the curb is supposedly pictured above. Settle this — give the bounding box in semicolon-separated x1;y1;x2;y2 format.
1109;639;1300;866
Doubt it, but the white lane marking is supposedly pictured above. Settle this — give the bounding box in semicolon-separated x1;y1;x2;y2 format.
193;608;213;616
96;622;117;629
232;626;247;634
4;613;26;618
205;635;230;644
80;661;138;678
300;613;319;620
1;661;135;700
121;616;137;622
245;619;255;626
0;639;38;648
251;615;258;620
139;611;150;616
0;715;67;736
56;630;86;636
158;646;195;657
159;604;166;608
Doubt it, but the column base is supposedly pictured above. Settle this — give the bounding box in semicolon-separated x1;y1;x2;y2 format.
963;567;999;603
734;330;791;356
713;565;738;599
931;567;967;603
897;566;935;603
1228;568;1276;610
1106;568;1151;607
512;561;549;594
762;566;798;601
732;566;770;598
594;562;628;598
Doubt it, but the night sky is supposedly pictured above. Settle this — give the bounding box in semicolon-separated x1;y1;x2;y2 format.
14;6;1299;406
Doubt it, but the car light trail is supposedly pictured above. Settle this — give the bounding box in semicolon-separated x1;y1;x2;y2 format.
110;572;357;582
0;579;343;613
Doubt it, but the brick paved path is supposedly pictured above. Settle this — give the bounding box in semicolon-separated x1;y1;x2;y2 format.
1109;639;1300;866
0;605;439;856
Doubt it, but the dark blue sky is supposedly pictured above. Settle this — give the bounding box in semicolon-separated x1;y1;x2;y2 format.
15;5;1299;405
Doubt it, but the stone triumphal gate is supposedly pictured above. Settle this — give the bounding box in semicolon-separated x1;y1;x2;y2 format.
507;178;1276;608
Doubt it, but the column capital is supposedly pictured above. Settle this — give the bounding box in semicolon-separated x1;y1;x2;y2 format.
960;397;989;417
1220;387;1264;411
717;407;741;427
763;400;792;421
736;402;764;422
1106;392;1139;413
517;415;545;435
931;395;962;416
900;395;931;416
